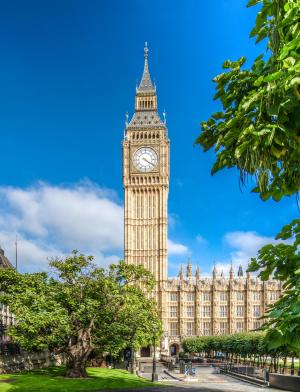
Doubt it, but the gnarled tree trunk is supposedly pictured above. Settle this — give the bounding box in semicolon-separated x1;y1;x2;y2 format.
65;356;89;378
64;328;93;378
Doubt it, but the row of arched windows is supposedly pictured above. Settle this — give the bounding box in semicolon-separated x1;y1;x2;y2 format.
131;131;160;140
131;176;160;185
137;98;155;109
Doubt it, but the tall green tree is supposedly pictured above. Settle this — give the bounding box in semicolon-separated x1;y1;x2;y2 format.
0;252;160;378
195;0;300;351
248;219;300;352
196;0;300;201
94;268;162;374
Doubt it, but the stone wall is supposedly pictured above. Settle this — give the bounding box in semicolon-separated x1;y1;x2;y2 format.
0;351;65;374
269;373;300;392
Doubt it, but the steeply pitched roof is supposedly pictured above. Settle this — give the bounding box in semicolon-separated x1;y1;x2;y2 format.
0;247;14;269
127;110;163;128
137;42;155;92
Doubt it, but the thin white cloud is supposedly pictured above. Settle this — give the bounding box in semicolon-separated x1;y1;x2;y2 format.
0;231;65;272
215;231;289;276
168;239;189;255
196;234;207;245
168;213;179;229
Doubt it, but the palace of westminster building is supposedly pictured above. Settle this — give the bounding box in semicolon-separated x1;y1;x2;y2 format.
122;44;282;355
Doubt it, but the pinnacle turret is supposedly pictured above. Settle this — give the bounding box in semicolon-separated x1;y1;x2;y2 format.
137;42;155;92
238;265;244;277
179;264;184;280
186;258;192;277
213;264;217;279
195;266;200;280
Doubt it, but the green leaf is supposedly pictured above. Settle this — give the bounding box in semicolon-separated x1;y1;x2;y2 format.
254;75;264;86
289;77;300;87
283;57;296;68
263;71;284;82
247;0;261;7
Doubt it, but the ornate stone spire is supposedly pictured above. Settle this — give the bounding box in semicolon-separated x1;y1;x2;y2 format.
213;263;217;280
246;263;251;279
195;266;200;280
186;258;192;278
237;265;244;277
179;264;184;280
137;42;155;92
126;43;163;129
230;262;234;280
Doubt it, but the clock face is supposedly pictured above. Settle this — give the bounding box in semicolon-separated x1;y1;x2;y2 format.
133;147;158;172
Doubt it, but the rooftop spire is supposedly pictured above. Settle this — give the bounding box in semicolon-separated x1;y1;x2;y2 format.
138;42;154;91
195;266;200;280
213;263;217;279
238;265;244;277
230;261;234;279
187;258;192;278
179;264;184;280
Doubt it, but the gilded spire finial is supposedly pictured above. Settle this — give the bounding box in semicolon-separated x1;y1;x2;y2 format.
144;41;148;59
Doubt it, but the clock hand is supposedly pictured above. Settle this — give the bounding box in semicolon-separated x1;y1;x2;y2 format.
143;158;155;166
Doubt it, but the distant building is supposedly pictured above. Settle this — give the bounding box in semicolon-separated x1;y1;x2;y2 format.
122;44;281;357
0;247;15;329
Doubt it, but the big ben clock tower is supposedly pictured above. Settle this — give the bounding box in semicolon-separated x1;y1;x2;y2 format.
123;43;169;289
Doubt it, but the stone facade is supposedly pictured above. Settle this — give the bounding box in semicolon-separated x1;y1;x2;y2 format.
0;248;15;329
161;262;281;354
123;44;281;355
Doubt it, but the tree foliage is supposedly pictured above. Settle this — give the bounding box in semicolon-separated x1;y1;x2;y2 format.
0;252;161;378
183;333;267;358
196;0;300;201
248;219;300;351
183;332;298;364
195;0;300;354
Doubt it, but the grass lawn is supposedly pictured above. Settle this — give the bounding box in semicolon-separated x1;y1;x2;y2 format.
0;367;159;392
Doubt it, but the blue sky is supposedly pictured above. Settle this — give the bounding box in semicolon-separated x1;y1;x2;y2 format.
0;0;297;275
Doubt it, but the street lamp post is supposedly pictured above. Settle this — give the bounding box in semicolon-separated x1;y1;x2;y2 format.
152;335;158;382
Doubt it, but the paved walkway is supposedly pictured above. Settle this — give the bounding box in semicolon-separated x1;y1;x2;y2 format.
126;366;287;392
